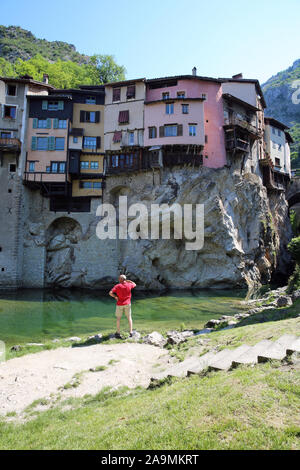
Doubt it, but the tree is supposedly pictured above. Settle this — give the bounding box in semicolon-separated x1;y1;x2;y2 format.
89;54;126;84
0;58;15;77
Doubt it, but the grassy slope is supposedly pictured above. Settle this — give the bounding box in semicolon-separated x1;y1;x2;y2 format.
0;306;299;450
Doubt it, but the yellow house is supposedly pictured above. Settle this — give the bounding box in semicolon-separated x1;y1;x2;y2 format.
55;86;105;198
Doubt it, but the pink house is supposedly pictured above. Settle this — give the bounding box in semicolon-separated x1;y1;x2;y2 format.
144;75;227;168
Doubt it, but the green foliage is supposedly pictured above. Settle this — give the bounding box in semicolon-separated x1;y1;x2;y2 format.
287;236;300;263
0;25;126;88
288;264;300;293
289;210;299;236
0;54;125;89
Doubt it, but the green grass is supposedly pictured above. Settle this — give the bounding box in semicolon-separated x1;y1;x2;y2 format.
0;362;299;450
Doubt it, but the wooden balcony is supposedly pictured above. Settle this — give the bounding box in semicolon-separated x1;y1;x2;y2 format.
225;136;250;153
224;115;261;139
23;171;70;196
0;138;21;153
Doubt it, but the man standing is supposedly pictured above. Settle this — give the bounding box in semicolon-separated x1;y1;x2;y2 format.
109;275;136;339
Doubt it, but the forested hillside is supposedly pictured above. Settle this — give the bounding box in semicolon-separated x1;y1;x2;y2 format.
0;25;126;88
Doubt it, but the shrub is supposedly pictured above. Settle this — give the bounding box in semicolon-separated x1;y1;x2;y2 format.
287;236;300;263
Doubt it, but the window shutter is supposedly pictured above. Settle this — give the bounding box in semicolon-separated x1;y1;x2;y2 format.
95;111;100;123
154;127;157;138
48;137;55;151
47;118;52;129
80;111;85;123
149;127;152;139
31;136;37;150
177;124;183;136
96;136;101;149
42;100;48;110
159;126;164;138
58;101;64;110
33;118;38;129
53;118;59;129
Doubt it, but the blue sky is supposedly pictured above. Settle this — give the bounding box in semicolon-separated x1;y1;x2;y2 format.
1;0;300;84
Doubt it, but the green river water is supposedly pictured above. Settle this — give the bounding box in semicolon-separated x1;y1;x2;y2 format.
0;288;249;347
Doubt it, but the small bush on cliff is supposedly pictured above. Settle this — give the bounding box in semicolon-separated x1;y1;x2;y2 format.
287;236;300;292
287;236;300;263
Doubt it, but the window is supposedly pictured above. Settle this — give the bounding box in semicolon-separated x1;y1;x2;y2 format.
189;124;197;136
9;164;16;172
113;131;122;143
37;137;49;150
46;166;51;173
1;131;12;138
278;129;281;136
80;111;100;123
149;127;157;139
29;162;35;172
82;182;92;189
177;92;185;98
182;104;189;114
165;125;178;137
126;86;136;99
7;84;17;96
51;162;58;173
166;103;174;114
275;158;281;166
85;96;96;104
128;132;134;145
47;101;64;111
113;88;121;102
55;138;65;151
119;110;129;124
83;137;97;149
162;92;169;100
50;162;65;173
90;161;99;169
81;161;89;169
73;137;78;143
4;105;17;119
93;182;102;189
272;127;276;134
112;155;119;167
37;119;48;129
58;120;67;129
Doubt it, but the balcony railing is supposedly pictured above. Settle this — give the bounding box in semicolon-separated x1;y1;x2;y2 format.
0;138;21;152
224;115;261;137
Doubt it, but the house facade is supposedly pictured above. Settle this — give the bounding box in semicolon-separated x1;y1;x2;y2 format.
0;74;52;288
104;79;146;173
261;117;292;191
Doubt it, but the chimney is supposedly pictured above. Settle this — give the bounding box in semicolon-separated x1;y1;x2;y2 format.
232;73;243;80
192;67;197;76
43;73;49;84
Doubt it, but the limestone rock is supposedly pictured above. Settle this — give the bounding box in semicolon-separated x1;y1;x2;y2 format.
204;319;221;328
166;330;192;345
87;334;102;343
65;336;82;342
142;332;167;348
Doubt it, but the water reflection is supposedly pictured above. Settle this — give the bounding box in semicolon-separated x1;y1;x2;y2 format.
0;288;248;346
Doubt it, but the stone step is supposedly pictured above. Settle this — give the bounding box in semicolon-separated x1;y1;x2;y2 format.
187;352;217;375
257;334;297;362
232;340;274;367
208;345;251;371
286;336;300;355
151;355;202;381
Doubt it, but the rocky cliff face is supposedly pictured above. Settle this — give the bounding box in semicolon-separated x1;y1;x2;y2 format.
22;167;292;290
263;58;300;127
102;167;292;290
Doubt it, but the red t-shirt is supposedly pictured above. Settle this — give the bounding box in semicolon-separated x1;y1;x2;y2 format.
112;281;136;306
